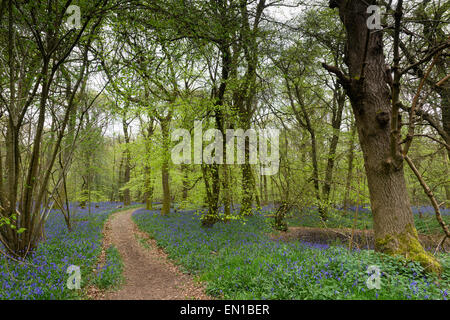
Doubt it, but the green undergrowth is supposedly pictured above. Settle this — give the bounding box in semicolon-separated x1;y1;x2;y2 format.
93;245;124;290
133;209;450;300
285;208;450;236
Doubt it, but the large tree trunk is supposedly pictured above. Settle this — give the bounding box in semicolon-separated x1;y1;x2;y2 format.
201;163;221;227
327;0;440;273
201;40;230;225
234;1;266;216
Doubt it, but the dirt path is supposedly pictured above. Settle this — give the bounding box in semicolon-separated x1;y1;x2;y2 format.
94;208;210;300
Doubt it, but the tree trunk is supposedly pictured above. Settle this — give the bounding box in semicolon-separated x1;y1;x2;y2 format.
122;117;131;206
0;144;4;208
288;82;324;219
263;173;268;205
322;90;345;208
201;163;220;227
241;161;254;215
118;153;124;203
144;164;153;210
343;123;356;213
181;164;189;201
221;164;231;217
440;87;450;161
444;151;450;208
308;127;323;219
327;0;440;273
142;117;155;210
160;119;171;215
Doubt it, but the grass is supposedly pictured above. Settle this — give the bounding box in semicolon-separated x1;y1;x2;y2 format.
93;245;124;290
133;208;450;300
135;234;151;250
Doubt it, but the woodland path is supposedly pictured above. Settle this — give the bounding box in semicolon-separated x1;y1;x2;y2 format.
90;208;210;300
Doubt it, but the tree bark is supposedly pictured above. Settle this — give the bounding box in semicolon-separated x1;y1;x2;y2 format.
122;116;131;206
201;163;220;226
221;164;231;217
263;173;268;205
144;165;154;210
322;90;345;208
444;151;450;208
160;118;171;215
439;85;450;160
343;123;356;213
327;0;440;273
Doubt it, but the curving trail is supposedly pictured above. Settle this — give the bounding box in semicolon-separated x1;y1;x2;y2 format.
96;208;209;300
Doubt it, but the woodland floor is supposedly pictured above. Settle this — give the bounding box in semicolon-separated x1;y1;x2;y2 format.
271;226;450;252
85;208;448;300
88;208;210;300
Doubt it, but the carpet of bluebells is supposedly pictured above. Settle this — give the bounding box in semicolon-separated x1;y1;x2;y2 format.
0;202;135;300
133;208;450;300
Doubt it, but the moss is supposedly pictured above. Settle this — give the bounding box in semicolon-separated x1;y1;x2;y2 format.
375;224;442;274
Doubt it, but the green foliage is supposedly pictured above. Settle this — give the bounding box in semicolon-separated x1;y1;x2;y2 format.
75;190;110;204
285;208;450;236
133;209;450;300
0;214;26;234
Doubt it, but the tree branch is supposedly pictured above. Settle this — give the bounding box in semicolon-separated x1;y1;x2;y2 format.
405;155;450;239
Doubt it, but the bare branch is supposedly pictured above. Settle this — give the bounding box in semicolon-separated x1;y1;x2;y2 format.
405;155;450;239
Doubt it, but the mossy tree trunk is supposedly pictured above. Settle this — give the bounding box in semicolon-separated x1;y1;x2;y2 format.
326;0;440;273
241;161;254;216
201;163;221;227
